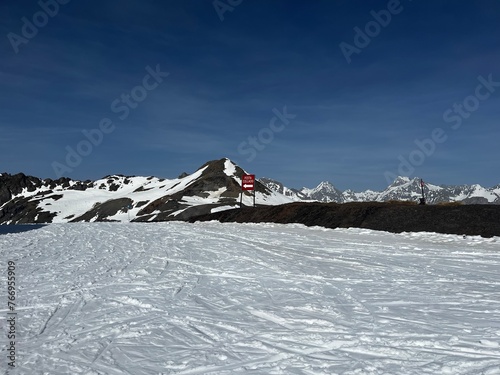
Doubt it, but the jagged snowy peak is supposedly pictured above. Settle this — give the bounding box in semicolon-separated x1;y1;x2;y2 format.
0;158;293;224
259;179;343;203
258;178;284;194
388;176;412;187
377;177;428;202
301;181;335;195
258;178;307;201
300;181;344;203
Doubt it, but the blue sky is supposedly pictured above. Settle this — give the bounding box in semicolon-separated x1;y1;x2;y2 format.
1;0;499;191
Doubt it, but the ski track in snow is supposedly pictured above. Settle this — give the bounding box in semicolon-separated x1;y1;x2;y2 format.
1;222;500;374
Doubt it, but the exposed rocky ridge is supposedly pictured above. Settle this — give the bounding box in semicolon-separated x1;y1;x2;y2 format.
190;202;500;238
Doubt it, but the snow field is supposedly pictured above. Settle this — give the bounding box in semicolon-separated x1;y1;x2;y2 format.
1;222;500;374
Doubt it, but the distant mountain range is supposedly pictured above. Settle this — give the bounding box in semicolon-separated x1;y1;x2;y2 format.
1;158;498;224
259;176;500;205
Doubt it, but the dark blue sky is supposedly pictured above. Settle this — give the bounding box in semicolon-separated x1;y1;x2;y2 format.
1;0;499;190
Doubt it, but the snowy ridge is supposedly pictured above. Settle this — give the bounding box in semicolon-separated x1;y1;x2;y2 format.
0;158;293;224
258;177;311;202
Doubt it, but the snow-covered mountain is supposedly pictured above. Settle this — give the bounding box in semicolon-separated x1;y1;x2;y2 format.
258;178;345;203
2;158;499;224
301;181;344;203
258;177;309;201
259;176;500;204
0;158;292;224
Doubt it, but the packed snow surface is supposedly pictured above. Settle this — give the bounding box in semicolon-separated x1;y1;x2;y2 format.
2;222;500;374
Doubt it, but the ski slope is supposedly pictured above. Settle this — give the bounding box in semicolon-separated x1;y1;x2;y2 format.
1;222;500;374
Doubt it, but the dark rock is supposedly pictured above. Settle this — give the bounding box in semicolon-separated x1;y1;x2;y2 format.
190;202;500;238
137;197;181;217
70;198;133;222
0;173;44;206
135;201;149;208
0;196;56;224
69;181;91;191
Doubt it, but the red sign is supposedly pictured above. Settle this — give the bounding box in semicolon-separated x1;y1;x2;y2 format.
242;174;255;191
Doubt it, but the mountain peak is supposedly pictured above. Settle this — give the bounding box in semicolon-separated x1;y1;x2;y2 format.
311;181;337;193
197;158;245;179
390;176;411;187
296;181;343;203
317;180;334;187
0;157;295;224
389;176;425;188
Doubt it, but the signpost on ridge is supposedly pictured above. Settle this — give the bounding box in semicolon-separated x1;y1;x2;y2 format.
419;179;426;205
241;174;255;208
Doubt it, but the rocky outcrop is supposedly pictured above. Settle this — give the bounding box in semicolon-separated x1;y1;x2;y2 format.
190;202;500;238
